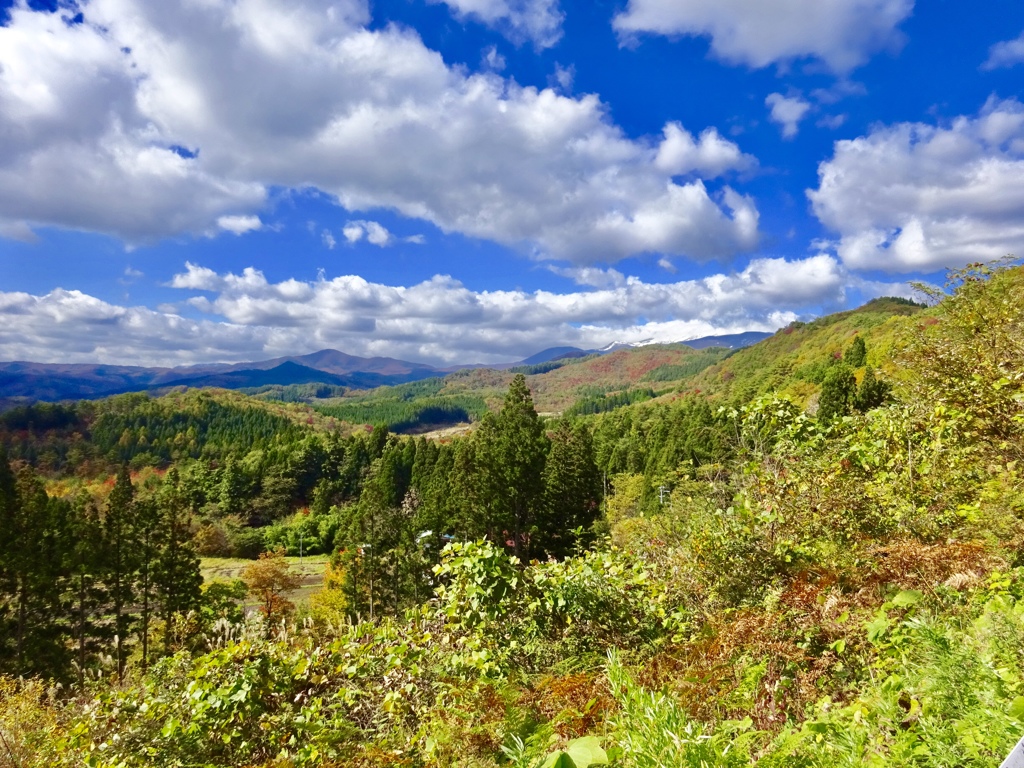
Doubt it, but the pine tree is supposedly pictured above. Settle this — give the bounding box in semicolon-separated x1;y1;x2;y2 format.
540;420;603;558
104;465;139;678
854;366;892;413
844;335;868;367
818;363;857;421
134;499;160;669
479;375;548;559
67;498;108;686
0;448;19;671
155;476;203;653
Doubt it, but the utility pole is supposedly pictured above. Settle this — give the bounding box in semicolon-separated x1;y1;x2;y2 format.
659;485;667;505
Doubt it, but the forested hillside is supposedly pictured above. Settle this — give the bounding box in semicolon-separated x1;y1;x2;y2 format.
2;264;1024;767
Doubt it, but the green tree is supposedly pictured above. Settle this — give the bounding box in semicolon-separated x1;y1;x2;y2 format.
155;479;203;653
854;366;892;413
541;420;603;557
66;497;108;686
844;335;868;367
4;469;74;679
818;363;857;421
104;465;139;677
478;375;549;559
0;447;19;671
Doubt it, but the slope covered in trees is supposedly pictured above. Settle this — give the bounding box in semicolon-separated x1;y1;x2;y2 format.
2;265;1024;767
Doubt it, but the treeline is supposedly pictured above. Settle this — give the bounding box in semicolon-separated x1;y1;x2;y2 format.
565;387;658;417
0;375;606;673
0;391;310;474
313;394;487;432
268;376;603;618
0;460;205;684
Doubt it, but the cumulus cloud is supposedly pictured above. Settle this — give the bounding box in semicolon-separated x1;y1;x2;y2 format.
0;0;757;264
655;123;756;176
982;31;1024;70
341;220;422;246
809;97;1024;272
613;0;913;73
0;256;872;366
217;214;262;235
322;229;337;249
429;0;564;48
765;93;812;139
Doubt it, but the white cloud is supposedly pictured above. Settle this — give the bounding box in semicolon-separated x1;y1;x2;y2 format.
0;0;758;264
342;223;365;244
765;93;812;139
655;123;756;177
613;0;913;73
322;229;336;249
482;45;506;71
340;220;421;247
548;265;628;289
429;0;564;48
982;31;1024;70
809;98;1024;273
217;214;262;235
817;114;847;130
0;256;868;366
552;63;574;92
364;221;392;247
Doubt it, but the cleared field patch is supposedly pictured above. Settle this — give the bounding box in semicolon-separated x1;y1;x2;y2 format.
201;555;329;608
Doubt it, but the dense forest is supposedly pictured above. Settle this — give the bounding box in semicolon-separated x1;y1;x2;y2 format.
2;263;1024;767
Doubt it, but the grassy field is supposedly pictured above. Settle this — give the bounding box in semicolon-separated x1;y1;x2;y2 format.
201;554;329;608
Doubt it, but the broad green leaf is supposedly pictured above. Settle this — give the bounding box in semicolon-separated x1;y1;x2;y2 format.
566;736;609;767
541;752;577;768
892;589;923;607
1009;696;1024;721
866;612;890;643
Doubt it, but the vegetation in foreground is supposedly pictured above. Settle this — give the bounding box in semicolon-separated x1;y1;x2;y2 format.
1;263;1024;766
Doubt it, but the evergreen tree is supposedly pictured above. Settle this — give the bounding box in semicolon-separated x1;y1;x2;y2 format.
818;363;857;421
844;335;868;367
480;375;548;559
104;465;139;677
0;448;19;671
854;366;892;413
7;469;73;678
540;420;603;558
134;498;161;669
67;497;108;686
155;476;203;653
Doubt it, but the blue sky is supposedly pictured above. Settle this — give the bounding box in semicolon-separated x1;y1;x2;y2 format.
1;0;1023;366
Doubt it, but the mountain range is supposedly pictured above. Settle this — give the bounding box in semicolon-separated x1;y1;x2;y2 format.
0;332;771;405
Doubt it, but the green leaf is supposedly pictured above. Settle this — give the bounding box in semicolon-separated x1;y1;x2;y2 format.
892;589;923;607
866;612;891;643
565;736;609;767
1009;696;1024;721
541;752;577;768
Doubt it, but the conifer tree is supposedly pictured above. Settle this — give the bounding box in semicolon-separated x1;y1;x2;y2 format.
155;476;203;653
67;497;108;686
541;420;603;558
818;363;857;421
104;465;139;677
854;366;892;413
0;448;18;671
844;335;868;367
479;375;548;559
